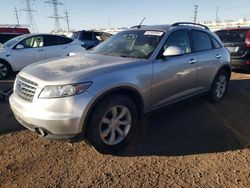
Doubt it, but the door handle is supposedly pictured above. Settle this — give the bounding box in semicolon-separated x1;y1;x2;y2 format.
62;47;68;49
215;54;222;59
38;49;44;52
188;59;197;64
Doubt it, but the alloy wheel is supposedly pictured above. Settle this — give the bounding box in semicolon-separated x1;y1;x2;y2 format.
99;105;132;145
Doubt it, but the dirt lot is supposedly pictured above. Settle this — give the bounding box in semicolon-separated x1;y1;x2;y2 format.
0;72;249;188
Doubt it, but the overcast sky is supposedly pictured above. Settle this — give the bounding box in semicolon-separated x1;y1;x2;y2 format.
1;0;250;32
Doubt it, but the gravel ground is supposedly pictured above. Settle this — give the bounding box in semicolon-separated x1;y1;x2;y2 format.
0;72;249;187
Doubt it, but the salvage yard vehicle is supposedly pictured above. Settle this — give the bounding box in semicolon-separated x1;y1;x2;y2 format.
71;30;112;49
216;27;250;71
0;27;30;44
0;34;85;79
9;22;231;154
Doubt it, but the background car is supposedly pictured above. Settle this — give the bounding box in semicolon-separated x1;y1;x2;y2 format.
71;30;112;49
0;27;30;44
216;27;250;71
0;33;85;79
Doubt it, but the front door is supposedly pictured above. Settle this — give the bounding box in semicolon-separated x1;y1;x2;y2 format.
12;35;46;70
151;29;199;110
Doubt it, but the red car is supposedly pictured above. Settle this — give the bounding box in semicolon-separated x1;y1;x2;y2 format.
216;27;250;71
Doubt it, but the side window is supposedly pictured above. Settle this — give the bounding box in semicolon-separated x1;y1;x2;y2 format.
211;37;222;49
192;30;212;51
162;30;191;54
44;35;73;46
19;36;44;48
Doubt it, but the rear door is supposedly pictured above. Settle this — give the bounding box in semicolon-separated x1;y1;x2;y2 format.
44;35;73;59
191;30;223;90
216;29;248;58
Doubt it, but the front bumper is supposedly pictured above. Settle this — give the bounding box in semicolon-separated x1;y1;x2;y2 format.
9;91;94;139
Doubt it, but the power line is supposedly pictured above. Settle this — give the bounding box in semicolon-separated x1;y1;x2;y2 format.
14;7;20;26
193;4;199;23
45;0;64;32
64;9;70;32
21;0;38;33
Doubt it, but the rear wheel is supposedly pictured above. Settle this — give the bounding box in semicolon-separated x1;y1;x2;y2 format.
85;94;138;154
0;61;11;79
207;69;229;103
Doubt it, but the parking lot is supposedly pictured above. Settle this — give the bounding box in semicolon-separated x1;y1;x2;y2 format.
0;72;249;187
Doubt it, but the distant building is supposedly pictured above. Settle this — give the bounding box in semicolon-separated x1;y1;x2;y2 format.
200;19;250;31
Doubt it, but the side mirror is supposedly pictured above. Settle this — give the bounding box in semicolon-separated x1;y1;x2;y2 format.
15;44;24;49
0;43;3;49
163;46;184;57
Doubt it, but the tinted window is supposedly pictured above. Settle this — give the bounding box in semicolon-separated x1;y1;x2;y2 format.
19;36;44;48
80;31;93;40
162;30;191;54
216;30;247;43
44;35;73;46
192;31;212;51
211;37;221;49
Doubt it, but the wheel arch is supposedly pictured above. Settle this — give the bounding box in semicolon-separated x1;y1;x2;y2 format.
81;86;145;136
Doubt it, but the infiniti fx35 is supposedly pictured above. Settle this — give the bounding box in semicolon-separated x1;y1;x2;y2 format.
10;23;231;153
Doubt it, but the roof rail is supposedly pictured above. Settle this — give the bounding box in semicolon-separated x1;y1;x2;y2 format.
130;25;146;29
172;22;210;30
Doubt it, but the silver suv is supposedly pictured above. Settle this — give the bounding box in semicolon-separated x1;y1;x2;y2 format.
10;23;231;153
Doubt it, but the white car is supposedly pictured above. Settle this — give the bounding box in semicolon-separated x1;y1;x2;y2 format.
0;34;85;79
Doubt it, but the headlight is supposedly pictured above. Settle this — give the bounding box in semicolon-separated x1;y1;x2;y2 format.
39;82;92;98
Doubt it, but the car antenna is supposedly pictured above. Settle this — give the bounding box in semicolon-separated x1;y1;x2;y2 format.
138;17;146;28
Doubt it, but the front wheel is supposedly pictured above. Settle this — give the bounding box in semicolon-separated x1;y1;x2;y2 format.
85;94;138;154
207;69;229;103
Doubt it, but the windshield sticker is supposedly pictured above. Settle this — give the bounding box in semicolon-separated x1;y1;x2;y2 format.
144;31;164;36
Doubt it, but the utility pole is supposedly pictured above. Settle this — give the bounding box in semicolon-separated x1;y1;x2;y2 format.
21;0;38;33
14;7;20;27
216;6;219;23
193;4;199;23
45;0;64;32
64;9;70;32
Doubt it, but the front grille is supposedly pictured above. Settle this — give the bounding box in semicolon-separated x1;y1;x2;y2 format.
15;76;38;102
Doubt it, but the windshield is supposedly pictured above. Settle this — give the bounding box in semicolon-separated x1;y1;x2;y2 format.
3;35;27;48
216;30;247;43
91;30;164;59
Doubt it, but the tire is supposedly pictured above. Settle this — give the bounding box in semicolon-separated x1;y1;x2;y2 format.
85;94;138;154
0;61;11;80
207;69;229;103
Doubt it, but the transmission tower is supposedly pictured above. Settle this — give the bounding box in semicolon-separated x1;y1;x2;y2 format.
45;0;64;32
193;4;199;23
21;0;38;33
14;7;20;26
64;9;70;32
216;6;219;23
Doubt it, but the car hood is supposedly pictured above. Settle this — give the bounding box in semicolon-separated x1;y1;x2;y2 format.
20;53;141;84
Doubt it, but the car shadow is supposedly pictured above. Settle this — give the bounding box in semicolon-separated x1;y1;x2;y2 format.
117;78;250;157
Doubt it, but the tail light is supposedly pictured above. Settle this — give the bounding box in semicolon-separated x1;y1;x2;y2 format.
245;60;250;65
246;30;250;47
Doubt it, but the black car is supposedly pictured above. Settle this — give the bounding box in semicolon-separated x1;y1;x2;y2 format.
71;30;112;50
216;27;250;71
